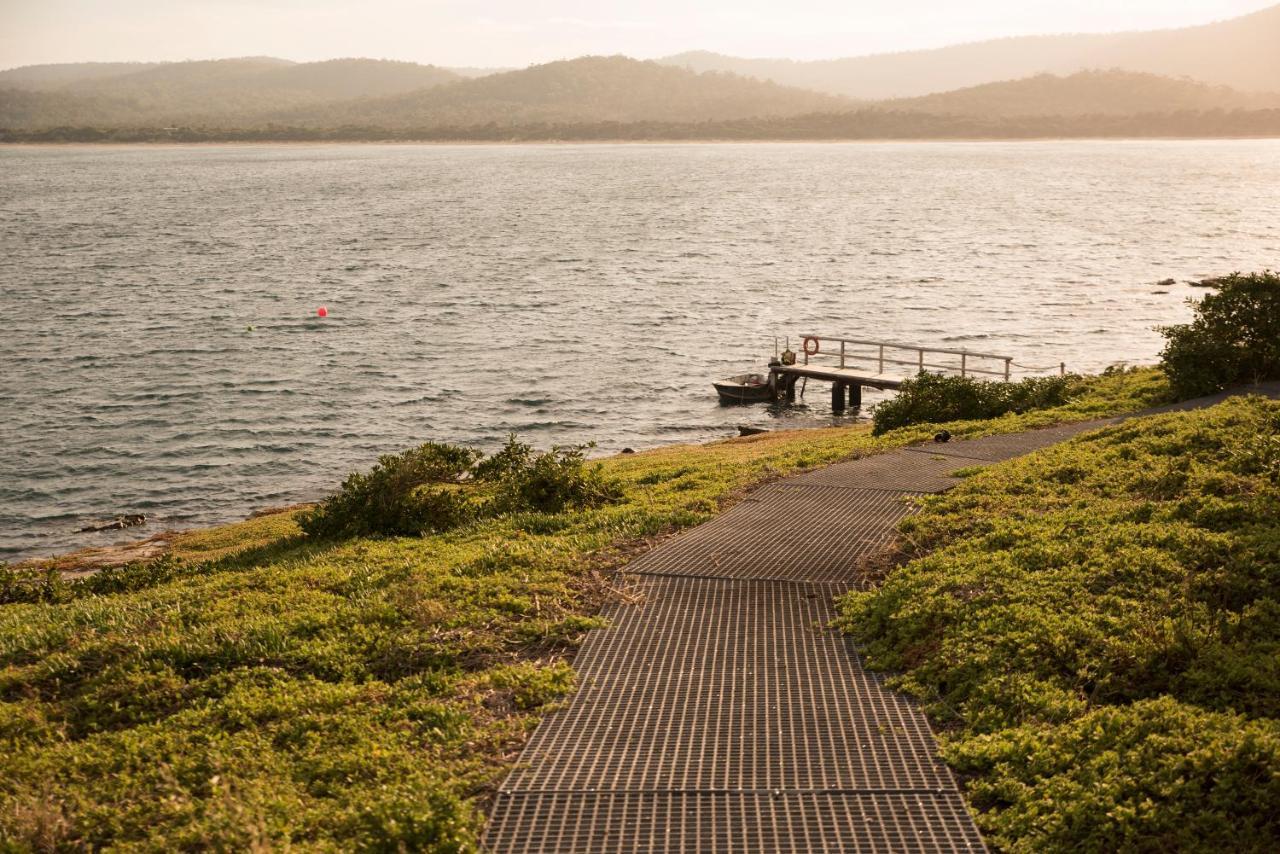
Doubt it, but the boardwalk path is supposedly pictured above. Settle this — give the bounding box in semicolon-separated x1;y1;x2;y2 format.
484;390;1275;853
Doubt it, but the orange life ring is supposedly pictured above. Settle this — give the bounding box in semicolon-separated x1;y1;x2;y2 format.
802;337;820;356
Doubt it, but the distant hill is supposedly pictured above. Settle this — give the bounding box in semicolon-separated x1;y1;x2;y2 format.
0;57;461;127
278;56;852;128
4;54;1280;141
879;70;1280;118
661;4;1280;98
0;62;163;90
444;66;514;79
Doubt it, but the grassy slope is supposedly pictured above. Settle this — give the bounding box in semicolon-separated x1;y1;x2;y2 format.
0;369;1168;851
839;395;1280;851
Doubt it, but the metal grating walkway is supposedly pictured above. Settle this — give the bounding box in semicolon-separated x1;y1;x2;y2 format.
487;792;984;854
501;577;953;794
626;485;920;583
900;418;1119;463
483;419;1144;853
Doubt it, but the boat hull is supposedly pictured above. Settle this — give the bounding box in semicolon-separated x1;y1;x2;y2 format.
713;375;775;404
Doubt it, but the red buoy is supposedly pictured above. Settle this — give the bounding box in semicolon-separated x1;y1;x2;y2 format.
317;306;328;318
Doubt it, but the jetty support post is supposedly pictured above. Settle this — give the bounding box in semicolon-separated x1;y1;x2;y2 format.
832;382;846;413
785;374;797;402
848;384;862;408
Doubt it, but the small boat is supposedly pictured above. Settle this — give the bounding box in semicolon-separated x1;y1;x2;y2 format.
713;373;775;404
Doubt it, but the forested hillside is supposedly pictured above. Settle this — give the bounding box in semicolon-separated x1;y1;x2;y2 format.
4;52;1280;140
661;3;1280;98
276;56;853;128
0;62;164;89
0;58;461;128
879;70;1280;118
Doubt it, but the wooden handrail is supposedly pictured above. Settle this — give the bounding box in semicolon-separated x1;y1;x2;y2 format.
799;334;1012;362
798;334;1038;381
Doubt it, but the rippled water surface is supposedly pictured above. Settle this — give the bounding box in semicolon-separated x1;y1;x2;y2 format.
3;140;1278;560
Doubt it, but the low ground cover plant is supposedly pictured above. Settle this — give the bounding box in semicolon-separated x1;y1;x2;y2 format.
0;368;1170;849
1160;270;1280;398
840;396;1280;851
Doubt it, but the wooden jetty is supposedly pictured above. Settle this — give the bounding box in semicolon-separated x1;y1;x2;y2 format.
770;336;1065;411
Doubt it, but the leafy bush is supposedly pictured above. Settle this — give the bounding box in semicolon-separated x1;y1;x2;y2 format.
1160;270;1280;399
872;372;1076;435
840;397;1280;849
477;437;621;514
299;442;481;539
300;436;621;540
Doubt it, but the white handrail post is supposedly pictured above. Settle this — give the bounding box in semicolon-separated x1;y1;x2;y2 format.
878;344;884;375
1004;358;1012;382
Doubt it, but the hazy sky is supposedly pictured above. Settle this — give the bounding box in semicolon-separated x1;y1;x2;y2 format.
1;0;1273;69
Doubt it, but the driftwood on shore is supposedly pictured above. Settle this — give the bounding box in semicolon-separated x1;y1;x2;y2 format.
77;514;147;533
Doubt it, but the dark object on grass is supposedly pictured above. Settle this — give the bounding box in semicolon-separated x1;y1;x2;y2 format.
621;447;635;455
1160;270;1280;398
738;425;769;436
933;430;952;443
78;514;146;533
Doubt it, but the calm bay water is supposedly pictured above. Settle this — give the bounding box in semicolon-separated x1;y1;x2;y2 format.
2;140;1278;561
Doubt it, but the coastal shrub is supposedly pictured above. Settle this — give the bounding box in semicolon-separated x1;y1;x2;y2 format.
299;437;621;540
298;442;482;539
871;372;1076;435
1160;270;1280;398
477;437;621;514
840;396;1280;849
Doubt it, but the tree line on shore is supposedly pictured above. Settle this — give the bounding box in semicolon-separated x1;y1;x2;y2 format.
6;107;1279;143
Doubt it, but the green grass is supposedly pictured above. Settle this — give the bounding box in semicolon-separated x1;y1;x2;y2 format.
0;368;1169;851
837;395;1280;852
